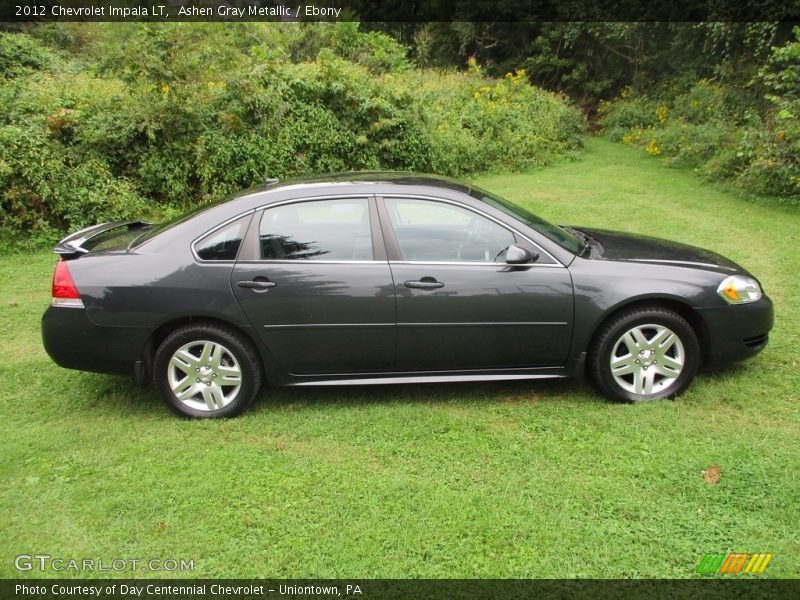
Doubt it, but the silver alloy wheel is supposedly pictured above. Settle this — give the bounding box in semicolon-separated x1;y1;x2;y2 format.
609;323;685;396
167;340;242;411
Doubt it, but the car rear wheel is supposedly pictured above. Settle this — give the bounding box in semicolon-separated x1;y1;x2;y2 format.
154;323;262;418
589;306;700;402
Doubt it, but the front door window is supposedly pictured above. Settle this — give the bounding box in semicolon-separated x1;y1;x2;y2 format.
384;197;515;263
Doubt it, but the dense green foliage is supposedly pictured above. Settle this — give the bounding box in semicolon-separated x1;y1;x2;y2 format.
406;23;796;110
599;29;800;202
399;22;799;201
0;23;584;246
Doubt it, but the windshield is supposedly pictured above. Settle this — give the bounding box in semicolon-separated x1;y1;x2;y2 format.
469;185;583;255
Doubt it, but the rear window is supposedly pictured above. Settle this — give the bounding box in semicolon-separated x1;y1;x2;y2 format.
84;226;154;253
130;199;229;248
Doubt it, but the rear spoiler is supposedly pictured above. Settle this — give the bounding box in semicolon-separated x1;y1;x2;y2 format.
54;220;151;257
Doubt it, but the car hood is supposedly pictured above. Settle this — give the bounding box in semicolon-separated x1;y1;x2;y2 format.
575;227;743;273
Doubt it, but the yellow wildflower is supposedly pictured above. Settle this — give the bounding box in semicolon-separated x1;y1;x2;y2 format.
646;139;661;156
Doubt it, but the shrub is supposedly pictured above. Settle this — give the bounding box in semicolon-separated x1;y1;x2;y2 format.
395;62;585;176
0;33;58;78
598;91;661;141
0;123;147;246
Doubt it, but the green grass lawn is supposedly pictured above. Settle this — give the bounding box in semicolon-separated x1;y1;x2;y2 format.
1;138;798;579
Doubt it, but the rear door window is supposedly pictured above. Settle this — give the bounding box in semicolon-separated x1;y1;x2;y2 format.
259;198;373;261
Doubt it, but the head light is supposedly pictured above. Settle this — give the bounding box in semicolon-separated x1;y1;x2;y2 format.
717;275;762;304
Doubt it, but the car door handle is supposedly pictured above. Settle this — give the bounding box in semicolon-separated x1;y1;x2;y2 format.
236;279;276;290
404;278;444;290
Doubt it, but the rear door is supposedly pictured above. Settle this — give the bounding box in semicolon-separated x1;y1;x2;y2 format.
379;196;574;371
232;196;396;375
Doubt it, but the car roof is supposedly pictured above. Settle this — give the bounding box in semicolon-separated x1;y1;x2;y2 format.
240;171;472;199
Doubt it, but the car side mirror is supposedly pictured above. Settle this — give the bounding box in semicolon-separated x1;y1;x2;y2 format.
505;244;538;265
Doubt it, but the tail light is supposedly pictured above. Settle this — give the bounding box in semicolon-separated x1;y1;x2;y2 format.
51;259;84;308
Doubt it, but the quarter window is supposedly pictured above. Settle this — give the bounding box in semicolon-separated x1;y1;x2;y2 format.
385;198;515;262
195;217;247;261
259;198;373;261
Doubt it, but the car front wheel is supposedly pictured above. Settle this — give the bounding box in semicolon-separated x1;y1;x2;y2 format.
590;306;700;402
153;323;263;418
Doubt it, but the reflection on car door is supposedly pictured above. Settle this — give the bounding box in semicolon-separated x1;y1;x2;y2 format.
380;196;574;371
232;196;396;375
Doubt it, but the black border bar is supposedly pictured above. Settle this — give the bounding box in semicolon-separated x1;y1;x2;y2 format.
3;579;800;600
1;0;799;23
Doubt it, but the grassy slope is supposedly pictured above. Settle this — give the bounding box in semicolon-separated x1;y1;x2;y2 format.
0;138;797;578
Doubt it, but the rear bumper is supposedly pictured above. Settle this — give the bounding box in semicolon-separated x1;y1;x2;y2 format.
42;305;150;376
696;297;774;369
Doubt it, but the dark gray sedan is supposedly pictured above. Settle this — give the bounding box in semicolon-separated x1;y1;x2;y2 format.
42;173;773;417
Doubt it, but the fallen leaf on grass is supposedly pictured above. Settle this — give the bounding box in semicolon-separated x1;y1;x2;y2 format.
702;465;721;484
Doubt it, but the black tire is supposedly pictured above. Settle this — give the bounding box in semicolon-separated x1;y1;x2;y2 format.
153;322;263;418
589;306;700;402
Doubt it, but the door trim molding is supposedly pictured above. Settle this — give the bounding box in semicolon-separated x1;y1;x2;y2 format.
261;321;567;329
263;323;394;329
397;321;568;327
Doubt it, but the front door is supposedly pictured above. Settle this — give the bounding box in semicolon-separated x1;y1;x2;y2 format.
380;196;574;371
232;196;396;375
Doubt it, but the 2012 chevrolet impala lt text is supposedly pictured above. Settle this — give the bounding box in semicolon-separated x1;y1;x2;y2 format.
42;174;773;418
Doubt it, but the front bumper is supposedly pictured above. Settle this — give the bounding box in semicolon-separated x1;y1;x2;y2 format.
42;305;150;376
696;296;774;369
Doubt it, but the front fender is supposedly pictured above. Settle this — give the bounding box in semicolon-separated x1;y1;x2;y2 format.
568;257;728;358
